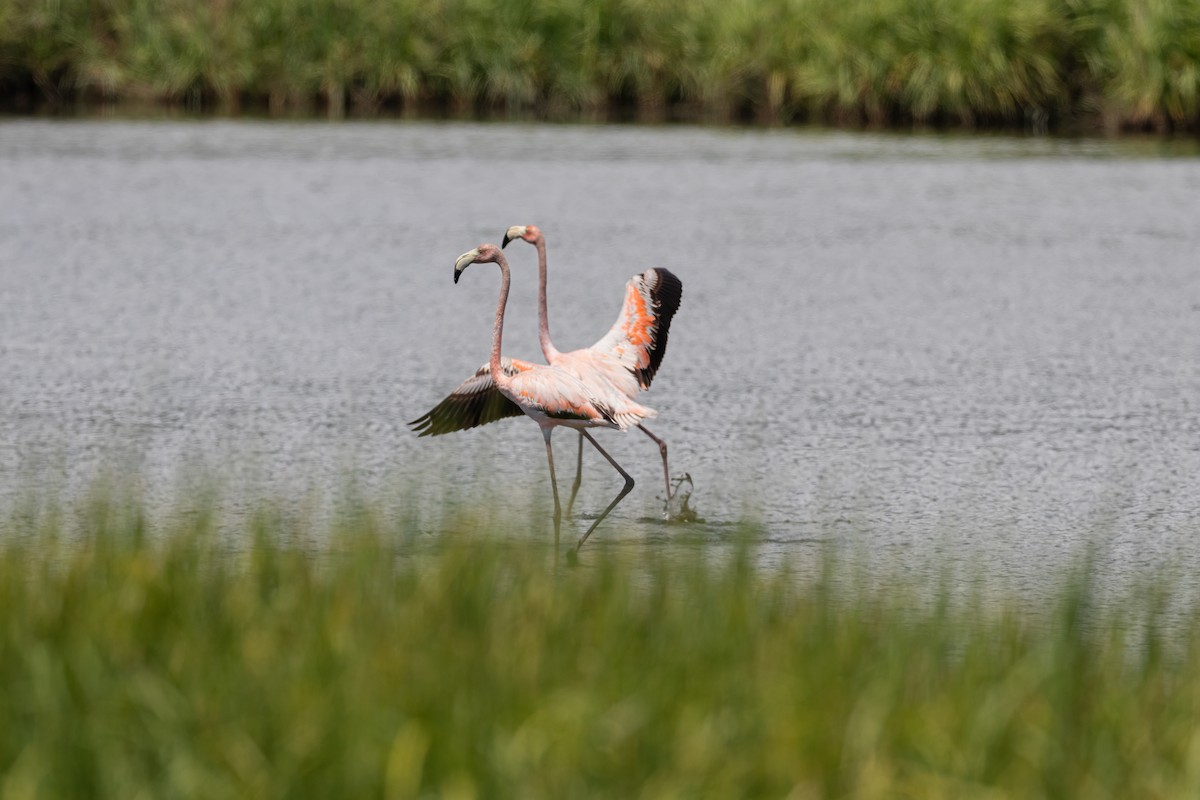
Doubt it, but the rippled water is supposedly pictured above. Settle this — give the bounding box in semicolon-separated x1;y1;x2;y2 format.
2;120;1199;590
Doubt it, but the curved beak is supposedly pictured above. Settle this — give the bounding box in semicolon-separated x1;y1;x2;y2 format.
501;226;527;249
454;248;480;284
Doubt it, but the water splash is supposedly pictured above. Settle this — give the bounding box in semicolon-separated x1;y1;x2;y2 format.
664;473;702;523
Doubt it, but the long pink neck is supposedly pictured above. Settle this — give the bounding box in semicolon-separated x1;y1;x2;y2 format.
490;254;513;392
535;237;561;362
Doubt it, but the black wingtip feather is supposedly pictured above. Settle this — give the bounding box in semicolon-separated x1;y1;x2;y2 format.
408;391;525;437
637;267;683;389
410;361;530;438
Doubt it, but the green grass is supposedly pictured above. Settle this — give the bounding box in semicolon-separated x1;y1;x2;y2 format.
1;490;1199;798
1;0;1199;131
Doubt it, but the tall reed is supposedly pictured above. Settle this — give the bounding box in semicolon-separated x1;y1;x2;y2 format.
1;0;1198;129
1;490;1200;796
1068;0;1200;130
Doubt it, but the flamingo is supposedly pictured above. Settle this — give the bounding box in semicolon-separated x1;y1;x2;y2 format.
410;229;683;520
502;225;682;516
433;243;654;551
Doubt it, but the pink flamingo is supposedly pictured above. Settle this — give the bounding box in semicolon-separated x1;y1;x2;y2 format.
502;225;682;515
436;243;654;550
410;230;682;518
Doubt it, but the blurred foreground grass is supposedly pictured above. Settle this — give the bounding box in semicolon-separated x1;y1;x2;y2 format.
2;0;1199;131
2;491;1200;798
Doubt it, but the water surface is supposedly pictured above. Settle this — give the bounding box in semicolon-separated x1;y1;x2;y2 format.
2;120;1199;593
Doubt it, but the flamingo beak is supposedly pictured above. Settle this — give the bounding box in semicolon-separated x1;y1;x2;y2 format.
501;226;526;249
453;249;479;284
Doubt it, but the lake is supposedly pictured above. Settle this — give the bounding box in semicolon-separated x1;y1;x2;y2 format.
2;119;1199;594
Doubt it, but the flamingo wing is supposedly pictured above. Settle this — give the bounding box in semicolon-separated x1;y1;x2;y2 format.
409;358;532;436
589;268;683;390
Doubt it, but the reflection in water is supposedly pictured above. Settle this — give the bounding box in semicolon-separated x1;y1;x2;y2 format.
1;120;1199;597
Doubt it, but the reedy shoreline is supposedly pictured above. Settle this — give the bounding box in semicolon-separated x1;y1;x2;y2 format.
2;0;1199;133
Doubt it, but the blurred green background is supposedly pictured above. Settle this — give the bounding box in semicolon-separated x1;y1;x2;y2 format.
2;0;1199;131
4;492;1200;798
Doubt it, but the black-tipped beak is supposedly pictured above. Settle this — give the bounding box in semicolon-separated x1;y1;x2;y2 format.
453;248;479;284
502;226;525;249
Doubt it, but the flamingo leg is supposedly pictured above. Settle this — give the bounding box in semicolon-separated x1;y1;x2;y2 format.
565;432;585;519
542;428;562;551
575;430;634;551
636;424;671;502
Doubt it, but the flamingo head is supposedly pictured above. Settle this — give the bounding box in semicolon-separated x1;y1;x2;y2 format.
453;243;503;283
501;225;542;249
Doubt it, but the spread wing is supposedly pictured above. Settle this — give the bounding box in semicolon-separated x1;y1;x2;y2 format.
589;268;682;390
408;358;532;436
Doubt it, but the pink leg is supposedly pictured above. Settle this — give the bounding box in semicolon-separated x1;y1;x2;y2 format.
542;429;562;550
637;424;671;502
575;430;634;551
565;432;584;519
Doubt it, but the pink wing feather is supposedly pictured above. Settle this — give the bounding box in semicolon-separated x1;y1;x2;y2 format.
589;268;682;391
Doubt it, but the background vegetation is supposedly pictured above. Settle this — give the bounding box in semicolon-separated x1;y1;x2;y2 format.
1;0;1199;131
2;490;1200;797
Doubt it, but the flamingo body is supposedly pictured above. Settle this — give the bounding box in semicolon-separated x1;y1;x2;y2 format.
501;366;634;430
